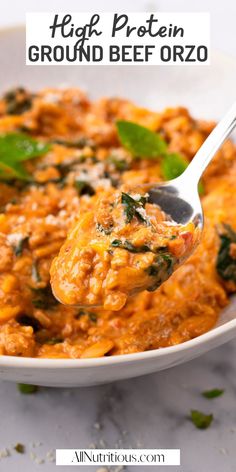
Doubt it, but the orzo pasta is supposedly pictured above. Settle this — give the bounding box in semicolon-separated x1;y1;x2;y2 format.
0;87;235;358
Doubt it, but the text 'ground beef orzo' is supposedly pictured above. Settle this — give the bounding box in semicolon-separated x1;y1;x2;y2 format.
0;87;235;358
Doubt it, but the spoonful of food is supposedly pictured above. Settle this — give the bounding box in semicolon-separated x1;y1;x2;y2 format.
50;102;236;311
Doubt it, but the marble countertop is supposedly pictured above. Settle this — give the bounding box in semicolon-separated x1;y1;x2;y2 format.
0;338;236;472
0;2;235;471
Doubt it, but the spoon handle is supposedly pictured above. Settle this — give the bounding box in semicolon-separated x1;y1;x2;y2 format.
183;101;236;184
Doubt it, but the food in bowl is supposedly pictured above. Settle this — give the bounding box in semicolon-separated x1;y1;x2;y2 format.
0;87;235;359
51;184;197;311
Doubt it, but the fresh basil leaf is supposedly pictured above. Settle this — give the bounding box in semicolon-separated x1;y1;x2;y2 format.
0;133;50;181
198;181;205;196
190;410;213;429
161;153;205;195
216;224;236;282
202;388;224;399
0;160;30;180
0;133;50;162
161;153;188;180
116;120;167;158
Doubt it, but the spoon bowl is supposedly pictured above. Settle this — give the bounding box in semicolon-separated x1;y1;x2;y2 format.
148;179;203;226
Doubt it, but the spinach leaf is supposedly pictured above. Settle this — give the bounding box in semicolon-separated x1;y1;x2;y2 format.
4;87;32;115
31;261;41;283
89;312;97;323
74;180;95;196
146;253;174;276
216;224;236;282
31;284;59;310
108;155;130;172
75;310;97;322
121;192;147;223
190;410;213;429
111;239;150;253
13;236;29;257
0;133;50;181
17;314;41;332
116;120;167;158
145;253;175;291
45;337;64;345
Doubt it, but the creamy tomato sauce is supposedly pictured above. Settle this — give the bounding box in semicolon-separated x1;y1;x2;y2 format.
50;186;196;310
0;87;235;358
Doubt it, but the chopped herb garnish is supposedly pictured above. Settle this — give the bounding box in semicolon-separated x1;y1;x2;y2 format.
74;180;95;196
45;337;63;345
111;239;150;253
0;133;50;181
14;443;25;454
13;236;29;257
202;389;224;399
17;383;38;394
121;192;147;223
190;410;213;429
17;314;41;332
31;284;59;309
216;223;236;282
116;121;167;158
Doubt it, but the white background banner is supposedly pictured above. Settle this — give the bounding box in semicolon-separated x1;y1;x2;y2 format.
26;12;210;65
56;448;181;466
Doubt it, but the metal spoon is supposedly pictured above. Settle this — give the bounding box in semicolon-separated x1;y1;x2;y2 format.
148;102;236;237
51;102;236;309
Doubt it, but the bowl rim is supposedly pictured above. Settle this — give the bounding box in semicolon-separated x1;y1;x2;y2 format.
1;316;236;369
0;25;236;369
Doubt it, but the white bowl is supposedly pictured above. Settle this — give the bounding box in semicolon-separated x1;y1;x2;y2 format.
0;26;236;387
